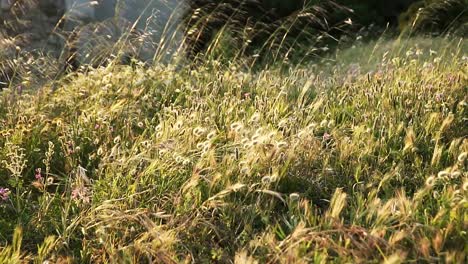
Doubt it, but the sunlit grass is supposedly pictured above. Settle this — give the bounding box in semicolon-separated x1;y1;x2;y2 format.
0;36;467;262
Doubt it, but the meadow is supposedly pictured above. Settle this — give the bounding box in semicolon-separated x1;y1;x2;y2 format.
0;26;467;263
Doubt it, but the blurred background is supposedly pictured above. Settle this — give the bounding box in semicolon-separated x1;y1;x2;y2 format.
1;0;467;88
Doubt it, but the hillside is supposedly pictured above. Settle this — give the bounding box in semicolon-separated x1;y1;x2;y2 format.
0;37;467;262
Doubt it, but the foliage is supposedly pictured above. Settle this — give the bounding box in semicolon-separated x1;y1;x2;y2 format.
0;36;466;262
399;0;468;35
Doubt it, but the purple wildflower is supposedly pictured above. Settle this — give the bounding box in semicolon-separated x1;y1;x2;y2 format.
0;188;10;201
71;186;90;204
323;132;331;141
35;168;43;180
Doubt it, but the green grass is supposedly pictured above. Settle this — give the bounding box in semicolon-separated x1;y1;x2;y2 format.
0;36;467;263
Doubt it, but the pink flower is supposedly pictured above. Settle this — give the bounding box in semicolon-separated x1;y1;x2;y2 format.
35;168;43;180
0;188;10;201
323;132;331;141
71;186;90;204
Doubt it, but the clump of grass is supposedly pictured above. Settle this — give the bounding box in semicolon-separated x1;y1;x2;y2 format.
0;34;467;263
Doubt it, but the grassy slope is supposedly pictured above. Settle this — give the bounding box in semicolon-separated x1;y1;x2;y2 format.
0;37;467;263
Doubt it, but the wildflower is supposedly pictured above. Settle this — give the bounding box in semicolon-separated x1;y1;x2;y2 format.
0;188;10;201
67;141;74;154
71;186;90;204
289;193;300;201
446;74;456;85
323;132;331;141
35;168;42;180
137;122;144;128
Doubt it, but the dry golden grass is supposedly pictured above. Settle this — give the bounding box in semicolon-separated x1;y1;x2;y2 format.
0;35;467;262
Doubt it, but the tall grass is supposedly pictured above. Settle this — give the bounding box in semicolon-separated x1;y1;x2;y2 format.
1;0;351;88
1;1;467;263
0;33;466;262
